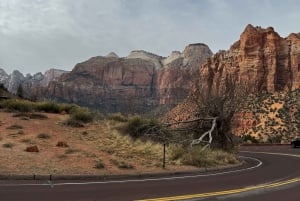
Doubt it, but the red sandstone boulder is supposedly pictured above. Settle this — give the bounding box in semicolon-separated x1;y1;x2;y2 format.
25;145;39;152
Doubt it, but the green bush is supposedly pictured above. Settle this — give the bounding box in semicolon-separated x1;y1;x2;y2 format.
110;159;134;169
2;143;14;148
108;113;128;122
35;101;61;113
181;147;238;167
37;133;51;139
64;148;81;154
63;118;84;127
6;124;23;129
169;144;186;160
58;103;77;114
241;134;258;143
69;107;94;123
0;99;33;112
126;116;162;138
94;160;105;169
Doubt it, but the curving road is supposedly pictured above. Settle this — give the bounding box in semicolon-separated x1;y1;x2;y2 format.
0;145;300;201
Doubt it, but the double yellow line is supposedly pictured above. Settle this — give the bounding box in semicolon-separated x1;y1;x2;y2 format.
137;151;300;201
137;177;300;201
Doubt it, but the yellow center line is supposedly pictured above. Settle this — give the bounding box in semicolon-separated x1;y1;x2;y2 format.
137;178;300;201
137;151;300;201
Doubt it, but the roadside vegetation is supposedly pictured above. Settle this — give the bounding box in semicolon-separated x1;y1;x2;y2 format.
0;95;240;175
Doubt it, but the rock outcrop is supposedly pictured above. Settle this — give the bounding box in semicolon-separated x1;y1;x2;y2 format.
42;44;213;113
0;68;68;98
166;25;300;136
199;24;300;95
7;70;25;94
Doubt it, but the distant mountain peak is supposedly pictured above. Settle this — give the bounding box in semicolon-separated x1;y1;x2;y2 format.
106;52;119;58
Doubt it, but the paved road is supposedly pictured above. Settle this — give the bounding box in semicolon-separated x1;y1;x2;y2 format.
0;145;299;201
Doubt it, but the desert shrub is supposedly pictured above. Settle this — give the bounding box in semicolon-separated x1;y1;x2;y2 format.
267;135;282;143
63;118;84;127
37;133;51;139
21;138;36;144
94;160;105;169
17;130;25;135
65;148;80;154
6;124;23;129
125;116;164;139
0;99;33;112
241;134;258;143
2;143;14;148
35;101;61;113
108;113;128;122
181;147;239;167
69;107;94;123
169;144;186;160
57;103;77;114
12;112;48;120
110;159;134;169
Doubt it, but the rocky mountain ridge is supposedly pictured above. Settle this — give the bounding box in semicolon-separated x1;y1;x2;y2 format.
165;24;300;140
0;68;68;96
0;43;212;113
199;24;300;95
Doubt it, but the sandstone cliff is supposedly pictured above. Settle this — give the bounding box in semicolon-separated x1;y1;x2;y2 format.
43;44;212;113
166;25;300;138
0;68;68;98
199;24;300;95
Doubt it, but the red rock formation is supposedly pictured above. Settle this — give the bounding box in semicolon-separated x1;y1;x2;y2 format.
44;44;212;113
166;25;300;135
199;24;300;94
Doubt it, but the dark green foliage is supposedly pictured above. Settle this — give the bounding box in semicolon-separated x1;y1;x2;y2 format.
94;160;105;169
63;118;85;127
37;133;51;139
12;112;48;120
110;159;134;169
267;135;282;143
181;147;238;167
64;148;80;154
35;101;61;113
0;99;33;112
108;113;128;122
16;84;24;98
6;124;23;130
69;107;94;123
2;143;14;148
241;134;258;143
125;116;165;139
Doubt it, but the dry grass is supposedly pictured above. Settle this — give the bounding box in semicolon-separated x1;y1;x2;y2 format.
0;111;201;175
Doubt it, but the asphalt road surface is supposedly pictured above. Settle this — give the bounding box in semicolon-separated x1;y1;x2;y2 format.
0;145;300;201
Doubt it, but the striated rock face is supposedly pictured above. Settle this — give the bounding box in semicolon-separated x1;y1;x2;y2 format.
43;45;213;113
199;24;300;95
42;69;67;87
166;25;300;135
46;56;156;113
7;70;25;94
0;68;68;98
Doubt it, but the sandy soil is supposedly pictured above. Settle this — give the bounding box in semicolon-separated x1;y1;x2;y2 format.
0;111;198;175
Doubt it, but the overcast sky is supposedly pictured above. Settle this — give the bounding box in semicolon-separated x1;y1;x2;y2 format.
1;0;300;75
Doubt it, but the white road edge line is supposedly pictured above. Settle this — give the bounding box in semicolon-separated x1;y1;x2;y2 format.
0;156;262;187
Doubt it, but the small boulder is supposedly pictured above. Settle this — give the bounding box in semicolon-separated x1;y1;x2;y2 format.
56;141;69;147
25;145;39;152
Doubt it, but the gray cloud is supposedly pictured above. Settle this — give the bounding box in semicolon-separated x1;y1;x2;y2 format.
1;0;300;74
